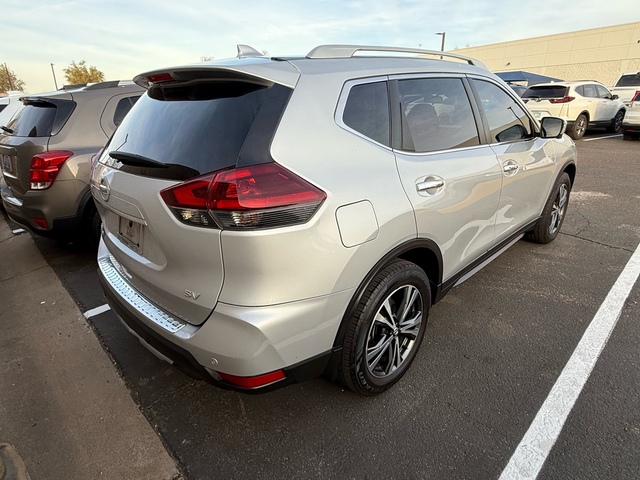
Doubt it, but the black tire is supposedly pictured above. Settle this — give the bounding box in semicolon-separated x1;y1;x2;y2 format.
339;259;431;396
607;110;625;133
82;201;102;248
568;114;588;140
526;172;571;244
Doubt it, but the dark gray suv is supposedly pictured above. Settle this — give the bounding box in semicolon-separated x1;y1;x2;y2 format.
0;81;143;244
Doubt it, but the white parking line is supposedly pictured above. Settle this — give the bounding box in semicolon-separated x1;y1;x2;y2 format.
500;241;640;480
582;134;622;142
83;303;111;319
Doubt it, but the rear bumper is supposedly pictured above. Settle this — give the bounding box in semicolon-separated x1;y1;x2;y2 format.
0;179;90;238
97;243;351;393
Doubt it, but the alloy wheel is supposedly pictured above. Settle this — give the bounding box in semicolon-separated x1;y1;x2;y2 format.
365;285;423;379
549;183;568;235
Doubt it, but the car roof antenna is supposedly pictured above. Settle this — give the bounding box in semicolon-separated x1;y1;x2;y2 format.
237;44;263;58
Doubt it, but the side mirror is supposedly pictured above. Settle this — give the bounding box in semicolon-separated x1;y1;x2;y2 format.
612;94;619;100
540;117;566;139
496;124;527;142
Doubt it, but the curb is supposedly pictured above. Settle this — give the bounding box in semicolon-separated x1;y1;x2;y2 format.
0;443;30;480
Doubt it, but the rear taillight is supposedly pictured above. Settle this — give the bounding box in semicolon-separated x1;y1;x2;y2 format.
30;150;74;190
160;163;326;230
550;96;575;104
631;91;640;106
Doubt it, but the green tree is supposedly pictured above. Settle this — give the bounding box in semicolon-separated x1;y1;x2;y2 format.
63;60;105;84
0;64;26;93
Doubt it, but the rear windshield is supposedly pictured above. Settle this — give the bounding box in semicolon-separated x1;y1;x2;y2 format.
522;86;568;99
4;99;75;137
107;80;292;180
615;74;640;87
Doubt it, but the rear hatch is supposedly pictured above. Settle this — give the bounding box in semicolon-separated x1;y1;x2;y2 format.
522;85;570;119
92;69;295;325
0;95;75;197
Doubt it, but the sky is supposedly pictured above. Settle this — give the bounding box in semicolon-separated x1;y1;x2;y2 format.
3;0;639;94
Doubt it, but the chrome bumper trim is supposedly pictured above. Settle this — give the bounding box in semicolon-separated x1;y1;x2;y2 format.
98;255;187;334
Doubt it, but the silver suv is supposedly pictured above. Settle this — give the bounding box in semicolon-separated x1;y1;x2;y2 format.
0;81;143;244
91;45;577;395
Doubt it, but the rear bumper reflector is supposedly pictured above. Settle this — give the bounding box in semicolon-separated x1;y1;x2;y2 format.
98;255;187;334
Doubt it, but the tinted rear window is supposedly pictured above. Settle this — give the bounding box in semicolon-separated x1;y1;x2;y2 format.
4;99;75;137
522;86;568;99
615;74;640;87
107;81;292;179
113;96;140;126
343;82;390;146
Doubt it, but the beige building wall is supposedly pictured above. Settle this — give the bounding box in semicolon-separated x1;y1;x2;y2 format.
454;22;640;87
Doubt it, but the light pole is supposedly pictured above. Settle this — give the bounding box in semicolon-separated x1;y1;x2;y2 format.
435;32;446;58
50;63;58;90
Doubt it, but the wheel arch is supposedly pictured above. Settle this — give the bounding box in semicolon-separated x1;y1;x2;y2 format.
331;239;442;348
562;161;577;187
324;239;443;380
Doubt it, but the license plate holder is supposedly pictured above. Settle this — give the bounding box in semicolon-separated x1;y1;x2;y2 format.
118;216;143;254
1;154;12;174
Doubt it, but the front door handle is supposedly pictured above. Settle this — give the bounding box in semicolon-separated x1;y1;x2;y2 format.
503;161;519;175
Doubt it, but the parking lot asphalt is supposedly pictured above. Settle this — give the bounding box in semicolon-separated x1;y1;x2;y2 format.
2;131;639;479
0;214;180;479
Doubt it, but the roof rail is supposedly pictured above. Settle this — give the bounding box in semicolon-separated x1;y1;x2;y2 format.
84;80;138;90
306;44;487;69
62;83;87;90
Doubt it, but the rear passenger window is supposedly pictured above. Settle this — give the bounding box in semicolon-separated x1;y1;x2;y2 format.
583;84;597;98
113;96;140;126
471;79;533;143
397;77;480;152
343;82;390;146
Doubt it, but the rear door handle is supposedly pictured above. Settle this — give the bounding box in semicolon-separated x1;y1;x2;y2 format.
416;177;444;193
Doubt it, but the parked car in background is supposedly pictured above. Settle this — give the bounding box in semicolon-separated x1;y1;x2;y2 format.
522;81;626;139
622;90;640;140
507;83;528;96
610;71;640;105
0;91;25;129
91;44;576;396
0;81;143;245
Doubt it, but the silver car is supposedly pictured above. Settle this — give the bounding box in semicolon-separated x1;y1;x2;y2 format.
91;45;577;395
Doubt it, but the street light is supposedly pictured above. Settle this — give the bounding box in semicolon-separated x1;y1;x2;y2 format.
50;63;58;90
435;32;446;59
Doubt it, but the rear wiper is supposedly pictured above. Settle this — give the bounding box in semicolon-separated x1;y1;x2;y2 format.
109;151;167;168
1;126;14;134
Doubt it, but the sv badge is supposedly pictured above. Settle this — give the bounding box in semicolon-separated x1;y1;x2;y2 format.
184;290;201;300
